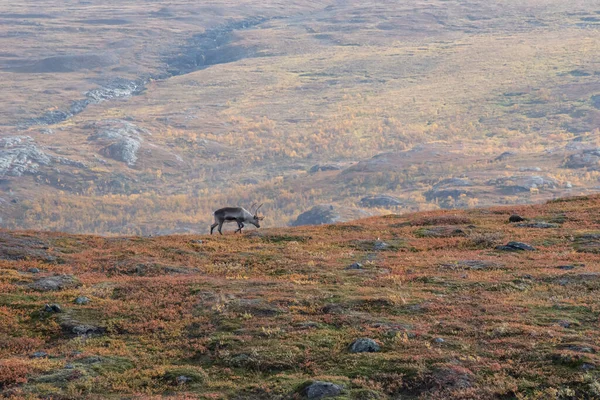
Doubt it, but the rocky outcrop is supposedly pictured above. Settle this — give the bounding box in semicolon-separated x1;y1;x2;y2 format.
489;175;557;194
564;149;600;170
88;120;149;166
425;178;473;204
0;136;85;177
291;204;372;226
22;78;145;127
360;194;404;208
309;164;341;173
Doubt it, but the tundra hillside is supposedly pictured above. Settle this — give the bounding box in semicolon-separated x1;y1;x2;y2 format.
2;195;600;399
2;0;600;234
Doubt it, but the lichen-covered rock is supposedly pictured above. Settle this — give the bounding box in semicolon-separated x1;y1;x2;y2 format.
349;338;381;353
360;194;404;208
0;136;51;177
564;149;600;169
0;136;85;177
29;275;80;291
496;241;535;251
297;381;344;399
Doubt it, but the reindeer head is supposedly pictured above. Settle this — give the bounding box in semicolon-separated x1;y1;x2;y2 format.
250;203;265;228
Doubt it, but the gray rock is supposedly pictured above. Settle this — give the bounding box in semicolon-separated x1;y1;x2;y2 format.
29;275;80;291
44;304;63;313
345;262;363;270
74;296;90;305
564;149;600;169
31;351;48;358
28;267;40;274
373;240;389;250
176;375;191;385
100;137;141;166
87;119;149;167
494;151;516;162
360;195;404;208
0;136;51;177
519;166;542;172
291;204;372;226
516;222;559;229
70;324;105;336
439;260;503;271
496;241;535;251
509;214;525;223
349;338;380;353
39;128;54;135
557;265;576;270
0;136;84;177
493;175;557;194
309;164;341;173
433;337;446;344
298;381;344;399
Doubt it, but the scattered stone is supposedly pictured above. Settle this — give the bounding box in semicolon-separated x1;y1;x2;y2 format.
494;151;516;162
373;240;389;251
433;337;446;344
298;381;344;399
557;265;576;270
440;260;503;271
496;241;535;251
39;128;54;135
74;296;90;305
29;274;80;291
360;194;404;208
561;344;595;353
516;222;559;229
28;267;40;273
345;262;363;270
31;351;48;358
415;226;467;238
550;273;600;286
297;321;320;330
44;304;63;313
349;338;381;353
64;364;75;369
557;320;573;328
509;214;525;223
574;233;600;253
308;164;341;173
176;375;192;385
431;366;474;390
70;324;105;336
231;298;282;317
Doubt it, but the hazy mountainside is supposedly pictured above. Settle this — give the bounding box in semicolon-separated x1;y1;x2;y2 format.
2;195;600;398
2;0;600;234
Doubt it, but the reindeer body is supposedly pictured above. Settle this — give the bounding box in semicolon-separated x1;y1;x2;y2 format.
210;206;263;235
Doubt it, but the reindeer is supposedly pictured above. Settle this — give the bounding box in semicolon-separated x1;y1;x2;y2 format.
210;203;264;235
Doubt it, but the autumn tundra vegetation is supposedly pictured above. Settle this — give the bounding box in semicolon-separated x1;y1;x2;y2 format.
1;195;600;398
2;0;600;234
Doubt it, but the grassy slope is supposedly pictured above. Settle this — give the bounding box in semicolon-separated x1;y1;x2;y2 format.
2;195;600;399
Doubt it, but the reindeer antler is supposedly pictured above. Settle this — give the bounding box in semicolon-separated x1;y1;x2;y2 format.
249;202;257;214
255;203;264;215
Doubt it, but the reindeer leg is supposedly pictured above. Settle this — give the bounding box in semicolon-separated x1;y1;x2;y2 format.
210;222;218;235
235;222;244;233
218;222;224;235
